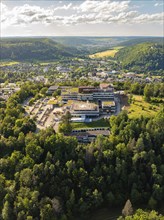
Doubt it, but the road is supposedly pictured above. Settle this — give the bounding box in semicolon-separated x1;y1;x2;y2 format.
53;122;59;133
114;97;121;115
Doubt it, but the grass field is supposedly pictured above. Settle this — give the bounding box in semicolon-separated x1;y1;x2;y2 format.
126;95;161;118
39;61;57;65
0;61;19;66
71;118;109;130
89;47;123;58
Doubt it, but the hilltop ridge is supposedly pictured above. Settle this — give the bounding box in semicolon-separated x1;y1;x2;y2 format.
0;38;83;61
115;42;164;72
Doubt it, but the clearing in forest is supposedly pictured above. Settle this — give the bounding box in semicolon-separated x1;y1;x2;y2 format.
89;47;123;58
0;61;19;66
124;95;161;118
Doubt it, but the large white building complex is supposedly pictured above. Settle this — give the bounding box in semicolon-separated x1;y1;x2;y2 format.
46;84;117;123
62;84;115;103
70;101;99;118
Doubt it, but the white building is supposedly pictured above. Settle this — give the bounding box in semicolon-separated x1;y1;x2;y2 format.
70;101;99;118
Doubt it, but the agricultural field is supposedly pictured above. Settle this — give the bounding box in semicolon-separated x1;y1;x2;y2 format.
89;47;123;58
71;118;110;130
39;61;58;65
125;95;161;118
0;61;19;66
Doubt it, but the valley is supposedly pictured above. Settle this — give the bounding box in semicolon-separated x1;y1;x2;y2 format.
0;35;163;220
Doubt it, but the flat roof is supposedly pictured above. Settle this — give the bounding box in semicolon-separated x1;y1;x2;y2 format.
79;86;95;88
102;101;115;106
72;101;98;111
47;99;58;105
72;130;109;137
100;83;110;88
48;86;59;90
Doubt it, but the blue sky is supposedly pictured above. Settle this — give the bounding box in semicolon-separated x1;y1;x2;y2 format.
1;0;164;36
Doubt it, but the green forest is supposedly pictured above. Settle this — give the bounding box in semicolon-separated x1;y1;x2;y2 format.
0;82;164;219
115;43;164;72
1;38;164;74
0;38;83;61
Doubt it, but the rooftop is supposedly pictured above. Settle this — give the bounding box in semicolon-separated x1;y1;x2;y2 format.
72;101;98;111
48;86;59;90
72;130;109;137
79;86;95;89
102;101;115;106
100;83;110;89
47;99;58;105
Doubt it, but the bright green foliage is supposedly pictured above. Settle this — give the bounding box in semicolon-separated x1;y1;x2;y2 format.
0;88;164;219
58;111;72;134
118;209;164;220
116;43;164;72
144;84;153;102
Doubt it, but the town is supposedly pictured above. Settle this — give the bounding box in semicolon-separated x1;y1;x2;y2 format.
22;83;120;143
1;57;163;144
1;58;162;87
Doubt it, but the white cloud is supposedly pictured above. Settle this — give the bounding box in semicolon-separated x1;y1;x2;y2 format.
1;1;164;28
74;0;130;13
154;2;163;7
134;12;164;24
53;3;72;11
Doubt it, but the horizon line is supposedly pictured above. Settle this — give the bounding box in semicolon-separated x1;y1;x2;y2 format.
1;35;164;38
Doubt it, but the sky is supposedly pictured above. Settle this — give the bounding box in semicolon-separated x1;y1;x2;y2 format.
1;0;164;37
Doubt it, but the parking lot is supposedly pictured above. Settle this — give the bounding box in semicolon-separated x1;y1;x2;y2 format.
24;97;63;131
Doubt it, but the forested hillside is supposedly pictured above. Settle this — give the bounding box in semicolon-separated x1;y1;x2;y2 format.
118;37;163;47
115;43;164;72
0;83;164;219
0;38;82;61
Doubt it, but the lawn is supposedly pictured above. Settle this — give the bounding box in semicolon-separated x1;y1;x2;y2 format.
127;95;161;118
89;47;123;59
71;118;110;130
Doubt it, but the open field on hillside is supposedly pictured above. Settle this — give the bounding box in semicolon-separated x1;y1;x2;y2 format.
71;118;109;129
39;61;58;65
89;47;123;58
124;95;161;118
0;61;19;66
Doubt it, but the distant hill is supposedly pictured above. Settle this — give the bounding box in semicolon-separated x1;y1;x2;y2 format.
118;37;163;47
0;38;83;61
52;37;95;47
52;36;130;53
115;42;164;72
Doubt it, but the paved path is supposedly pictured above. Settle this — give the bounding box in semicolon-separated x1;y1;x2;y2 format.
53;122;59;133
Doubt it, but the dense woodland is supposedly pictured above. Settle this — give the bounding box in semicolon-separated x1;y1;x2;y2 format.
114;81;164;101
115;43;164;72
118;37;164;47
0;83;164;219
0;38;83;61
1;38;164;74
